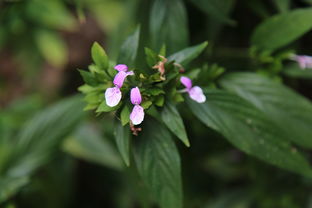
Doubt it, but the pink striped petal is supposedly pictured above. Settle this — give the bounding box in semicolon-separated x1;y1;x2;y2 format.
189;86;206;103
180;76;192;89
105;87;122;107
130;87;142;105
113;71;129;88
130;105;144;125
114;64;128;72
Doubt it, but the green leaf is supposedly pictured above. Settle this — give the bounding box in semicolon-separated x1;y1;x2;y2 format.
150;0;189;54
251;8;312;51
187;90;312;177
189;0;236;25
120;105;130;126
91;42;109;71
114;122;131;166
117;26;140;67
141;101;153;109
35;30;67;67
161;102;190;147
78;69;97;86
0;176;29;204
283;63;312;79
145;47;158;68
273;0;290;13
134;119;183;208
219;72;312;148
96;100;121;113
7;96;85;178
168;41;208;66
63;123;123;170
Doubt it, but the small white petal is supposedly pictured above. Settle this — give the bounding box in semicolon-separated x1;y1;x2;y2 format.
105;87;122;107
130;105;144;125
189;86;206;103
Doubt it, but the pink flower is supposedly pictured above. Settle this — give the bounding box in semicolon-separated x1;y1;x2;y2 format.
290;55;312;69
130;87;144;125
105;64;134;107
180;76;206;103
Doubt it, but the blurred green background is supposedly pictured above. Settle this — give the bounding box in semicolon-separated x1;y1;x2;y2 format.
1;0;312;207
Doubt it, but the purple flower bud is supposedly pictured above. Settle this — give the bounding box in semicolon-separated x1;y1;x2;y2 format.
130;105;144;125
130;87;142;105
114;64;128;72
291;55;312;69
105;87;122;107
180;76;192;89
180;76;206;103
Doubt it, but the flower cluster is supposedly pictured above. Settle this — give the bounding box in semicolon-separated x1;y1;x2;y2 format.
103;64;206;126
290;54;312;69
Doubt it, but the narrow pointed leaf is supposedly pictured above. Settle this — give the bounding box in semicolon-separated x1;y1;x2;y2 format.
114;122;131;166
134;119;183;208
161;102;190;147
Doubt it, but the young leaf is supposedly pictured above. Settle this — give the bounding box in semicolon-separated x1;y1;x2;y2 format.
120;105;130;126
187;90;312;177
91;42;109;71
145;47;158;68
63;123;123;170
150;0;188;54
168;41;208;66
251;8;312;51
161;102;190;147
219;72;312;148
117;26;140;67
134;119;183;208
78;69;97;86
114;122;131;166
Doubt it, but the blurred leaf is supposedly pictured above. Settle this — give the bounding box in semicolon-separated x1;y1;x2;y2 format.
161;102;190;147
6;96;85;178
251;8;312;51
96;100;121;113
273;0;290;13
91;42;109;71
117;26;140;67
114;123;131;167
150;0;189;54
26;0;76;30
145;47;158;68
168;41;208;66
283;63;312;79
35;30;67;67
134;119;183;208
187;90;312;177
189;0;236;25
0;176;29;204
63;123;123;170
78;69;97;86
219;72;312;148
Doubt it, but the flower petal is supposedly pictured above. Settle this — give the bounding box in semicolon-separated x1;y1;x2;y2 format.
105;87;122;107
130;87;142;105
180;76;192;89
292;55;312;69
130;105;144;125
114;64;128;72
189;86;206;103
113;71;127;88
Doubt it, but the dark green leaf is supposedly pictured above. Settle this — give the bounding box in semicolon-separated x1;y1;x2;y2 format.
134;119;183;208
219;72;312;148
273;0;290;13
283;63;312;79
91;42;109;71
114;123;131;166
161;102;190;147
251;8;312;51
150;0;189;54
117;26;140;67
63;123;123;170
145;47;158;68
168;41;208;66
189;0;236;25
187;90;312;177
0;177;29;204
